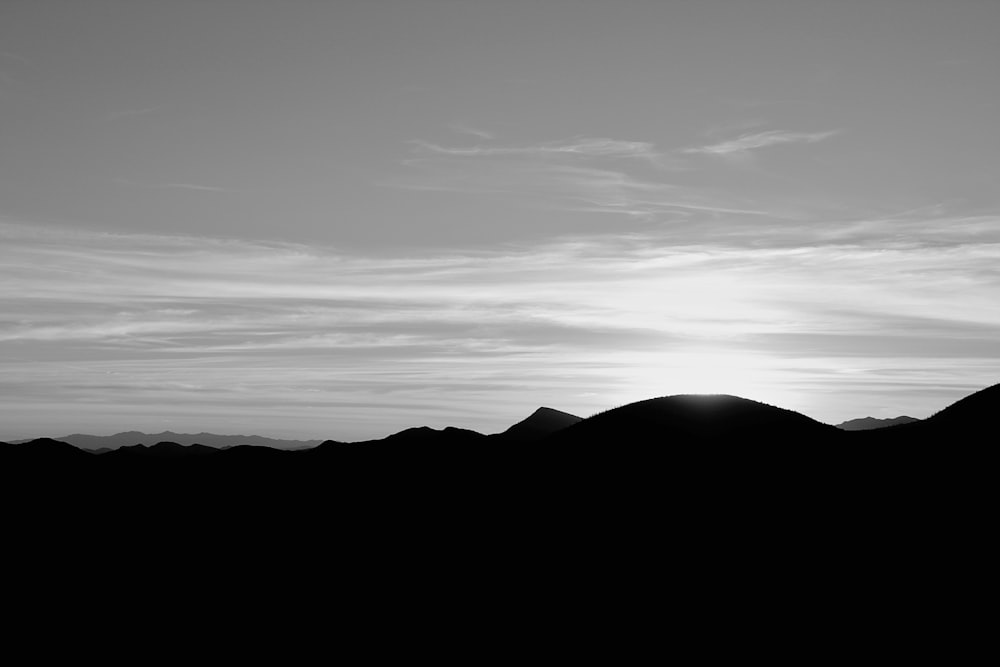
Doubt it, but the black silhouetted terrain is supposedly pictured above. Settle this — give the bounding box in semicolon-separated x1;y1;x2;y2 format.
6;386;993;614
2;437;95;465
923;381;1000;428
836;415;919;430
380;425;488;446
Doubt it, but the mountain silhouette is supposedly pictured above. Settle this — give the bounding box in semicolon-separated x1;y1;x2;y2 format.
494;407;582;442
4;382;995;564
4;384;997;481
548;394;843;446
836;416;919;430
6;384;991;621
382;425;487;445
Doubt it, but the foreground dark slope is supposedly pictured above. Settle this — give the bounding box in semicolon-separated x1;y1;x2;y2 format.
853;382;1000;445
4;384;993;594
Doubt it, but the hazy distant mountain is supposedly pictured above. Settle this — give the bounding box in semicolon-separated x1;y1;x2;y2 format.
494;407;582;443
12;430;323;450
836;416;919;431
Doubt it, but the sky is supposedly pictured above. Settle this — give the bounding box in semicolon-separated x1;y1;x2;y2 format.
2;0;999;440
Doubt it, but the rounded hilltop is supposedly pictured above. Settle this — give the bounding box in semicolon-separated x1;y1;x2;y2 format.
549;394;843;445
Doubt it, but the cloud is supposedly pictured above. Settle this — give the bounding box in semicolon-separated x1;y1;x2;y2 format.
393;134;765;221
113;178;234;193
684;129;840;156
450;123;495;140
410;137;661;161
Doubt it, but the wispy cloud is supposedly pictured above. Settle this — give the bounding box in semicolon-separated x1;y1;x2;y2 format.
392;154;767;220
392;133;760;221
684;129;840;156
2;217;999;439
450;123;495;140
159;183;232;192
113;178;235;193
410;137;661;161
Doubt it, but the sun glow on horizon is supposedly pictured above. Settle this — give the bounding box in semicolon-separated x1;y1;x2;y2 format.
615;348;799;408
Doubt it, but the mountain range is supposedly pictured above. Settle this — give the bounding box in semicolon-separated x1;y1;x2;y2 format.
0;385;1000;475
3;382;996;468
6;402;919;451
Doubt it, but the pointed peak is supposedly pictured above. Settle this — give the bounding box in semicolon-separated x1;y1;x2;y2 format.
529;406;581;420
498;406;582;441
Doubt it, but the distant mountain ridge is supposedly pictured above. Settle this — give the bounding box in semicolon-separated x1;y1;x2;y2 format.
836;416;919;431
10;430;324;450
9;410;585;450
5;382;999;463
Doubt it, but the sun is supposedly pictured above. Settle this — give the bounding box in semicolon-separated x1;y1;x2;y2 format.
621;349;792;405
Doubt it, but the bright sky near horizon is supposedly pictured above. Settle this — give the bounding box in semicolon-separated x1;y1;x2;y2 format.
2;0;999;440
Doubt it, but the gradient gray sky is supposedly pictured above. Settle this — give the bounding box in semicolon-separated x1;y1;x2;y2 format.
2;0;999;439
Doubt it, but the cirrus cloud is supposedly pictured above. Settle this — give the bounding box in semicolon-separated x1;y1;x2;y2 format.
684;129;841;157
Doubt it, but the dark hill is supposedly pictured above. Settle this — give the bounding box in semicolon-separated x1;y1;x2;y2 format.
549;394;843;446
3;438;93;463
383;425;486;446
926;382;1000;428
0;439;95;484
494;407;582;443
